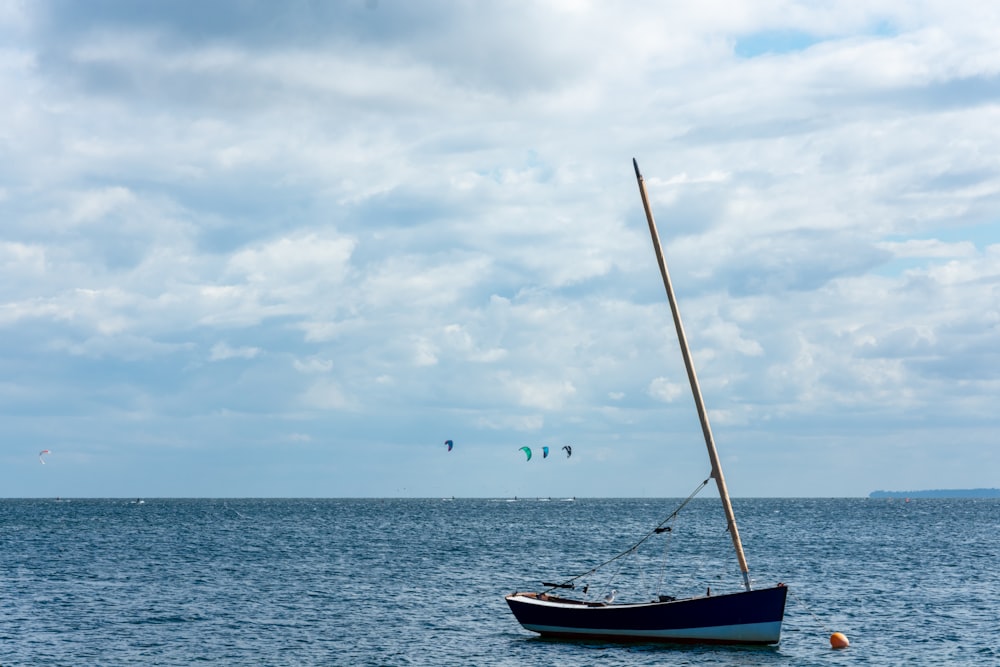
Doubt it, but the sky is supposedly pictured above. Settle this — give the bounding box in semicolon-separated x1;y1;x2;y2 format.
2;0;999;498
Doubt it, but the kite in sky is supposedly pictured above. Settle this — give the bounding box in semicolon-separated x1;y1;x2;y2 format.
444;439;453;452
38;449;50;464
519;446;532;461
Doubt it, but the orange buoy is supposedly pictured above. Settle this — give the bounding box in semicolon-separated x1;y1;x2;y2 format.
830;632;850;649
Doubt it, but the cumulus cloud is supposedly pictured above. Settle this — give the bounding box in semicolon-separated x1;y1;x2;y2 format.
3;0;1000;497
648;377;684;403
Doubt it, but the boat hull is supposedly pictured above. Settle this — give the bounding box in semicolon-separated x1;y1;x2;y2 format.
505;585;787;645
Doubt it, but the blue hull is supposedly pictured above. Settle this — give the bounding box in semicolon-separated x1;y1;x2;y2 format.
506;585;787;645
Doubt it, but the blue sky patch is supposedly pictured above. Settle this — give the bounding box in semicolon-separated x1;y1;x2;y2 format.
734;30;821;58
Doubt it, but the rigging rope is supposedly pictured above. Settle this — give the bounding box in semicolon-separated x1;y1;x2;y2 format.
542;475;711;595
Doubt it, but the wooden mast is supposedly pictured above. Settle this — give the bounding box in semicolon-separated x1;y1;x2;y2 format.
633;158;753;591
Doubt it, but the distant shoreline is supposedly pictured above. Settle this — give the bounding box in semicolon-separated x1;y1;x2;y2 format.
869;488;1000;499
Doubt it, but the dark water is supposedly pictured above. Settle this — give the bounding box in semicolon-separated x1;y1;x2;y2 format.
1;498;997;665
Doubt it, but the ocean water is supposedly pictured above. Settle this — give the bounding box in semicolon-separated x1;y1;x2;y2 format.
1;497;997;666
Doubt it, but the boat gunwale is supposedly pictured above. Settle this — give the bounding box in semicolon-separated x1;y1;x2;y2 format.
506;585;782;611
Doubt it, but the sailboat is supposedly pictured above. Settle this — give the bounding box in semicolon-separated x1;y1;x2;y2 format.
504;160;788;645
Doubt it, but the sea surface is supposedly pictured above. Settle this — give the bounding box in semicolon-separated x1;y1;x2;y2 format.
1;497;997;666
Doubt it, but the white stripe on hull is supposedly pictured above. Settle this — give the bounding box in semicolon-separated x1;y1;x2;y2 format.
522;620;782;644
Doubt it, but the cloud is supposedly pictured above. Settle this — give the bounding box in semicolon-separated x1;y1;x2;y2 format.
877;239;978;259
209;341;261;361
411;336;438;367
3;1;1000;497
648;377;684;403
293;356;334;374
442;324;507;363
300;378;358;412
497;372;577;411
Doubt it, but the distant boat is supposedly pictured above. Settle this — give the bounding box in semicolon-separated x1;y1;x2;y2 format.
505;160;787;645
